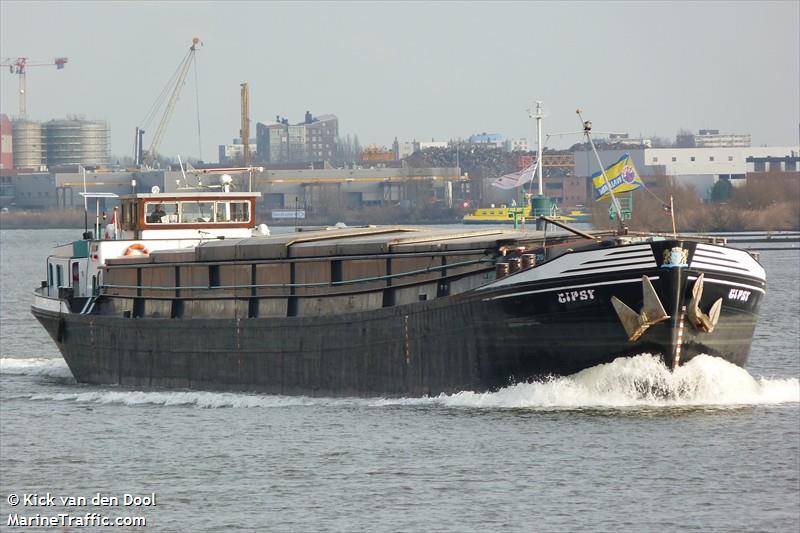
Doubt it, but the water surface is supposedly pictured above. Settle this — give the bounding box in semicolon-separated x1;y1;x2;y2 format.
1;229;798;532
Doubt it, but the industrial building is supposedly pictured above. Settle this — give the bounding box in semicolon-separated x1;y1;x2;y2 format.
0;169;166;211
3;117;110;170
43;119;110;166
575;145;800;200
250;166;465;215
480;154;584;208
0;114;12;169
396;140;419;159
360;146;395;162
694;129;751;148
255;112;338;164
218;138;258;166
467;133;506;149
0;164;467;221
510;138;529;152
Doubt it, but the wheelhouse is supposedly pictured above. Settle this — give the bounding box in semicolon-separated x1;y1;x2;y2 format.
120;192;258;233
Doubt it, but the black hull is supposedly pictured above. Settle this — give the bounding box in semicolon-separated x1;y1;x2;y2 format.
32;261;763;397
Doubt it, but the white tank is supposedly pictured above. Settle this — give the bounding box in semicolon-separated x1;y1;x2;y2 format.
11;120;44;169
79;120;110;166
44;118;109;166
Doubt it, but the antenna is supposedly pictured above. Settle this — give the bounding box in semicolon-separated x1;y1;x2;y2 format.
527;101;545;196
177;154;190;189
575;108;625;231
81;165;89;238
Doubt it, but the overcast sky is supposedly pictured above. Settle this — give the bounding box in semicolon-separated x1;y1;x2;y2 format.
1;1;798;162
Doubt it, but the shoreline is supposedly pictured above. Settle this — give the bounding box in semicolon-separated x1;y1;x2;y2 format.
2;207;798;233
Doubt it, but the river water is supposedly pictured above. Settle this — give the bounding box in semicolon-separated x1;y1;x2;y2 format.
1;229;798;532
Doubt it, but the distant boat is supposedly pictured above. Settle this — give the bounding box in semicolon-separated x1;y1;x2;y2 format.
463;202;591;224
562;206;592;223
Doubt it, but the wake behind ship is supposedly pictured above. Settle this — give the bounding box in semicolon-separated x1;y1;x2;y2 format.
29;185;765;397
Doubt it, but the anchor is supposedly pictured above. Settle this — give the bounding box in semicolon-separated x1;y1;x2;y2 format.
687;273;722;333
611;276;671;342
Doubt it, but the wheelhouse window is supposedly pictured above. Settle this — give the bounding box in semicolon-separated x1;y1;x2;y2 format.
179;201;215;223
145;202;179;223
215;201;250;222
142;198;251;225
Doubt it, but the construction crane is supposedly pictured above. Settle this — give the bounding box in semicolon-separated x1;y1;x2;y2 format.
136;37;201;167
240;82;250;166
1;56;68;118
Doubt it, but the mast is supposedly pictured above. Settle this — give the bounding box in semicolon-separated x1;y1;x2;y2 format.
527;101;545;197
576;108;625;230
81;165;88;237
535;101;544;196
240;82;250;167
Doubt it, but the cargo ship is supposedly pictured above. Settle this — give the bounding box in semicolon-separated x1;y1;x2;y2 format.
31;184;765;397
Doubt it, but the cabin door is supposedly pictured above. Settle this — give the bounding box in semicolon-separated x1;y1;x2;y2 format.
70;259;88;296
48;259;66;297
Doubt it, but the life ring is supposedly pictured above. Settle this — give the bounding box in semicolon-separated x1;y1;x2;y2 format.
124;243;150;256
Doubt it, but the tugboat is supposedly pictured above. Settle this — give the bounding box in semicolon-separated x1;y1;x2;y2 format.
31;122;766;397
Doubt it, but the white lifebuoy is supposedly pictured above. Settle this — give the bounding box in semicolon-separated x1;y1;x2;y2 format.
124;243;150;256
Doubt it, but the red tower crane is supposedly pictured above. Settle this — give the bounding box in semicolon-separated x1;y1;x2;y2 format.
1;56;68;118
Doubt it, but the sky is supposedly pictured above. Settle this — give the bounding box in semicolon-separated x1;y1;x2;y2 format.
1;1;798;162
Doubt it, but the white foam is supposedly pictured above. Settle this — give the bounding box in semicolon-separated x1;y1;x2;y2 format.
26;390;320;408
5;354;798;410
433;354;800;409
0;357;73;379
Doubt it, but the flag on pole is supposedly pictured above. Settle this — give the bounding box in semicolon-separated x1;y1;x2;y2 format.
104;209;118;240
591;153;644;201
490;158;540;190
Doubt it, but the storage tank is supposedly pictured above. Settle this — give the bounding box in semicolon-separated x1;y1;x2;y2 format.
44;119;109;167
44;119;82;166
78;120;110;166
11;120;44;169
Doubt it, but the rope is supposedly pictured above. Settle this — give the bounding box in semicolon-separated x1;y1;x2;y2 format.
140;49;191;129
640;181;669;206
